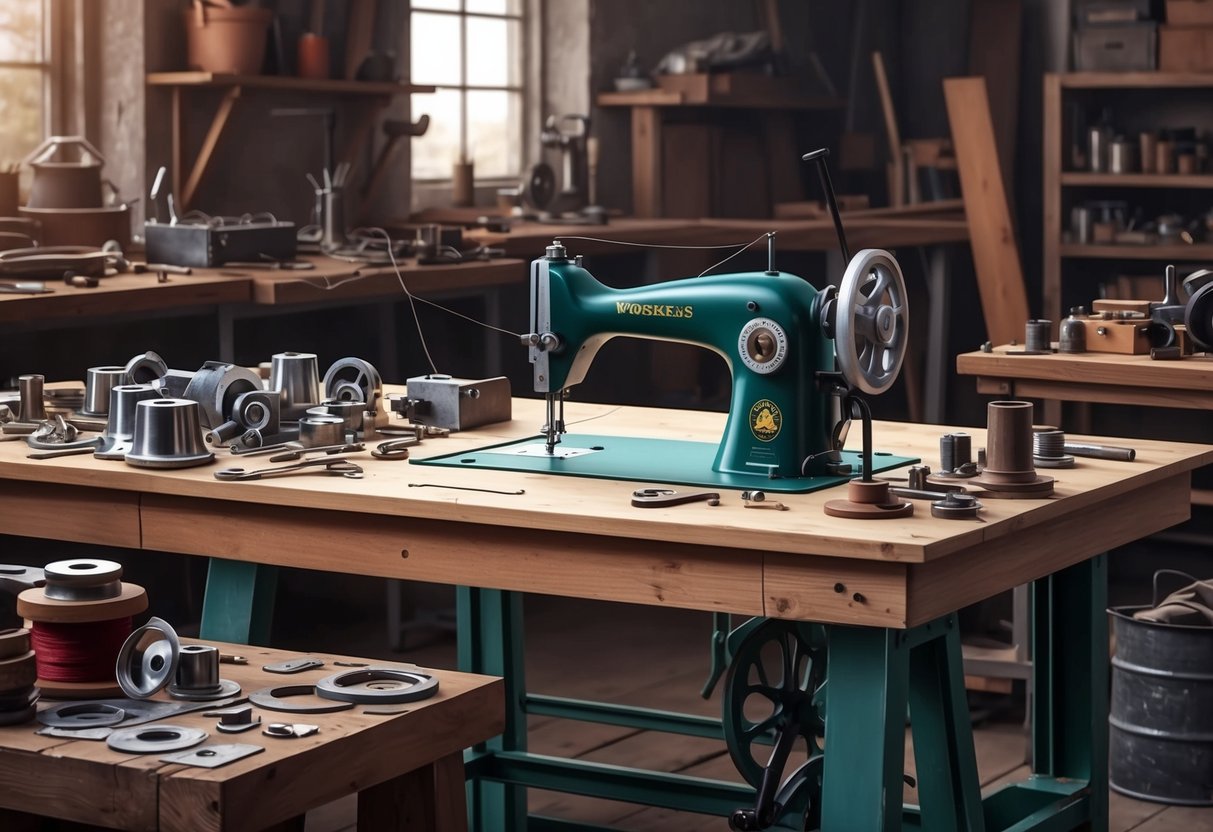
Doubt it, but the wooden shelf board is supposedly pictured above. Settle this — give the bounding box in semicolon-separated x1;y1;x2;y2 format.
1061;172;1213;188
147;72;435;96
1055;71;1213;89
595;90;845;110
1060;243;1213;260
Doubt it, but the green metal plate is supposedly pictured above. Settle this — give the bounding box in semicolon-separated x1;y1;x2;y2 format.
414;433;917;494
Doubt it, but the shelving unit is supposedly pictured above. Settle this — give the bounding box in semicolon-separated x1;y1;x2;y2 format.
1043;72;1213;322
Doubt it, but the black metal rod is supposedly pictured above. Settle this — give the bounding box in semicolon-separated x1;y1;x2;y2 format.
848;395;873;481
802;148;851;265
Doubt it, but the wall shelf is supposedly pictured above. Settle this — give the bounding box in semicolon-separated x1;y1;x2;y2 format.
1060;172;1213;188
1060;243;1213;260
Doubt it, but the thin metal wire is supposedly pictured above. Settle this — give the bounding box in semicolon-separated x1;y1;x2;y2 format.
363;227;439;375
696;232;773;278
554;234;770;251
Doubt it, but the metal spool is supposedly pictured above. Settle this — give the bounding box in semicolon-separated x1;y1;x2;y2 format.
1033;428;1075;469
115;616;181;699
1110;578;1213;805
721;618;827;831
42;559;122;602
834;249;908;395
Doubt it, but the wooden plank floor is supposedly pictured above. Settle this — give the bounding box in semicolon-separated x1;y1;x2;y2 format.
300;594;1206;831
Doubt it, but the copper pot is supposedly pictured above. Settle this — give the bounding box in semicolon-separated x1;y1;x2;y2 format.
184;4;272;75
23;136;106;209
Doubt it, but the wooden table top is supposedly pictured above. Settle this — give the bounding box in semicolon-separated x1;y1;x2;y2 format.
0;641;501;832
1;394;1207;627
956;345;1213;409
0;272;251;325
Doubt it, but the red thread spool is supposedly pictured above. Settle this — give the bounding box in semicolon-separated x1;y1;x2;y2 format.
29;618;132;683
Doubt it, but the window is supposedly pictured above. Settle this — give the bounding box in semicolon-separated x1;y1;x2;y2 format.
0;0;57;164
410;0;525;181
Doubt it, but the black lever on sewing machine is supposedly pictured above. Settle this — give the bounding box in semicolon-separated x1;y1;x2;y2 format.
845;395;875;483
801;148;851;265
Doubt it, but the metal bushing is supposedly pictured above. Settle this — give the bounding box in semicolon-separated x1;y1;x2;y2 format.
315;667;440;704
270;352;321;419
80;366;129;417
43;559;123;602
123;351;168;385
323;358;383;413
167;644;240;701
115;616;180;699
233;390;280;434
97;384;162;460
125;399;214;469
182;361;264;429
17;374;45;423
306;400;365;434
299;414;345;447
107;724;207;754
931;493;982;519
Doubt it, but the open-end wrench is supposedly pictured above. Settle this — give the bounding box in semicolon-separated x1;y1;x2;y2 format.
214;459;364;481
631;488;721;508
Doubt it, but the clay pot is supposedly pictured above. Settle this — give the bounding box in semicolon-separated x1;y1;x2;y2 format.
23;136;106;209
183;4;272;75
297;33;331;80
18;205;131;250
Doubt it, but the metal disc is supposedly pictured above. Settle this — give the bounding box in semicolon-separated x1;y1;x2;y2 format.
315;668;439;704
43;559;123;602
115;616;180;699
107;724;208;754
248;684;356;714
834;249;909;395
167;678;242;702
161;743;264;769
39;702;126;729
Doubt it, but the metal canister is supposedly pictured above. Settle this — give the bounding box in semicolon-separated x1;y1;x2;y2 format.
1109;138;1136;174
1088;126;1110;173
1140;132;1158;174
1071;205;1093;244
1059;311;1086;354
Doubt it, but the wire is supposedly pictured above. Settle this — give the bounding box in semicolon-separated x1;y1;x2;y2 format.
363;226;439;375
565;405;622;426
696;232;773;278
554;234;770;251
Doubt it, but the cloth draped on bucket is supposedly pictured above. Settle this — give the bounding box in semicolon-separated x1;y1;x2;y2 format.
1133;578;1213;626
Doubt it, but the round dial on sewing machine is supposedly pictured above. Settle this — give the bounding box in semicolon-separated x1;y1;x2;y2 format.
834;249;908;395
737;318;788;375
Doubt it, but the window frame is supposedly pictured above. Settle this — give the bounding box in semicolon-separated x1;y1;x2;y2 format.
0;0;65;147
408;0;530;184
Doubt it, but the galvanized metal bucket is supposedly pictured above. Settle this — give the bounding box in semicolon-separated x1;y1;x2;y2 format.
1109;571;1213;805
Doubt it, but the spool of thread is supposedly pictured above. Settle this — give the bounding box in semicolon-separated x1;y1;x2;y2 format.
1025;319;1053;353
29;618;132;683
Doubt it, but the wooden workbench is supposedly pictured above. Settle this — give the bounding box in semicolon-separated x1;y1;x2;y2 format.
956;345;1213;410
0;272;251;326
0;641;501;832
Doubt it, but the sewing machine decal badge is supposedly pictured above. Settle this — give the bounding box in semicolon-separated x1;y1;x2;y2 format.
749;400;782;442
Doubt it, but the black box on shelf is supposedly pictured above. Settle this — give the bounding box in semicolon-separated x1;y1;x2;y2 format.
144;221;298;268
1074;0;1157;27
1073;23;1158;70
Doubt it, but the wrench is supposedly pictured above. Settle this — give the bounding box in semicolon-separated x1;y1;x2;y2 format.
214;459;364;481
631;488;721;508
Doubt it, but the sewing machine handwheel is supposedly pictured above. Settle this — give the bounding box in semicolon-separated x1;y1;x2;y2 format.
523;162;557;211
833;249;908;395
1185;281;1213;351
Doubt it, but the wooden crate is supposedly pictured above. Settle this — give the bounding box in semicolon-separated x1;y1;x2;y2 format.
1159;25;1213;70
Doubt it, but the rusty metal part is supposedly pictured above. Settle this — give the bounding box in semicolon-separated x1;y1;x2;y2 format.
970;401;1054;496
631;488;720;508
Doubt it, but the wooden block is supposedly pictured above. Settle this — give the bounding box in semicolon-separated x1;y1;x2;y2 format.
1168;0;1213;25
1159;25;1213;72
765;555;909;628
1091;299;1151;314
1085;319;1152;354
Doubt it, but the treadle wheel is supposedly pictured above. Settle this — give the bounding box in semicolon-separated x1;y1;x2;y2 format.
834;249;909;395
723;619;828;830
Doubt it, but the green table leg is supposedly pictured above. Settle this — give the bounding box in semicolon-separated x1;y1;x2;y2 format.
458;587;527;832
199;559;279;644
820;626;911;831
1032;555;1109;831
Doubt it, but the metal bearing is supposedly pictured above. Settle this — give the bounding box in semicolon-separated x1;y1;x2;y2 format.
930;493;982;520
106;724;207;754
233;390;279;433
299;414;345;447
42;559;123;601
315;667;439;704
39;702;126;729
248;684;355;714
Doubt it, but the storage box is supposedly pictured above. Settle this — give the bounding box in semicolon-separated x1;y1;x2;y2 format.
1167;0;1213;25
144;221;297;268
1075;0;1156;27
1073;23;1157;70
1159;24;1213;70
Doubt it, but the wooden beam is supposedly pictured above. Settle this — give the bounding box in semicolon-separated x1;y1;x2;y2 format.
631;107;663;218
180;85;243;211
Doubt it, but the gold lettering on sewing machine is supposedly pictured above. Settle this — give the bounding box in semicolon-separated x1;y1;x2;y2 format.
749;399;782;442
614;302;694;319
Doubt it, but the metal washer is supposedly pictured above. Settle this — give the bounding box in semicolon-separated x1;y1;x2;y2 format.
168;678;242;702
1034;454;1076;469
107;724;208;754
39;702;125;729
248;684;356;714
315;667;439;704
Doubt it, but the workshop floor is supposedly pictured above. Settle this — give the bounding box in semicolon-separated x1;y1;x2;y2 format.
294;593;1208;832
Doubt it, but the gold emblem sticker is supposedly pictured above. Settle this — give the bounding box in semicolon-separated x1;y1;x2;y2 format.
749;399;782;442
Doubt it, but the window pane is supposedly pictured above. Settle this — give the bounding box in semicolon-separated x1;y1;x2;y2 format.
410;12;462;86
466;0;523;14
0;1;44;62
466;16;518;87
0;67;43;163
413;0;461;10
412;88;464;179
468;89;521;178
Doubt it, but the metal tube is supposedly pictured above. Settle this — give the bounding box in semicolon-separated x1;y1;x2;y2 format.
17;374;45;423
1064;442;1135;462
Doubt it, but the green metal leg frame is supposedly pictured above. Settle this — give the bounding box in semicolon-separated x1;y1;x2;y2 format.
199;559;279;644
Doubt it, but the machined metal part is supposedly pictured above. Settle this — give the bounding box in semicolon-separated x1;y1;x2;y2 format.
299;414;345;447
212;705;262;734
17;375;45;423
236;428;263;449
307;401;364;435
123;351;168;385
229;441;361;459
161;743;264;768
890;485;963;501
233;390;280;435
34;695;245;739
96;384;161;460
214;458;364;482
907;465;930;490
182;361;263;429
1059;313;1087;354
167;644;240;701
38;702;126;729
931;492;983;519
125;398;214;469
263;722;319;738
1065;442;1136;461
152;369;195;399
323;358;383;413
43;558;123;601
630;488;720;508
834;249;908;395
204;420;243;447
220;653;248;665
116;616;181;699
248;684;355;714
107;724;208;754
270;352;321;420
263;657;325;674
27;415;101;451
169;679;241;701
0;566;43;595
1023;319;1054;354
403;375;512;431
1033;428;1075;468
79;366;127;416
372;436;417;459
315;667;439;704
970;401;1054;496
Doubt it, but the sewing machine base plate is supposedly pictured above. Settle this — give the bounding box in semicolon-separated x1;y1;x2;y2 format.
414;433;917;493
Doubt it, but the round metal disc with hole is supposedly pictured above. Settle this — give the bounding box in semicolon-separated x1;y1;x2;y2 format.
106;724;207;754
522;162;557;211
737;318;789;375
248;684;356;714
315;667;439;704
39;701;126;729
115;616;180;699
43;559;123;602
322;358;383;411
833;249;909;395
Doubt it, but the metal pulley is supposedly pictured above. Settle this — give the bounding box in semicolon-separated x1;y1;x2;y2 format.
832;249;908;395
